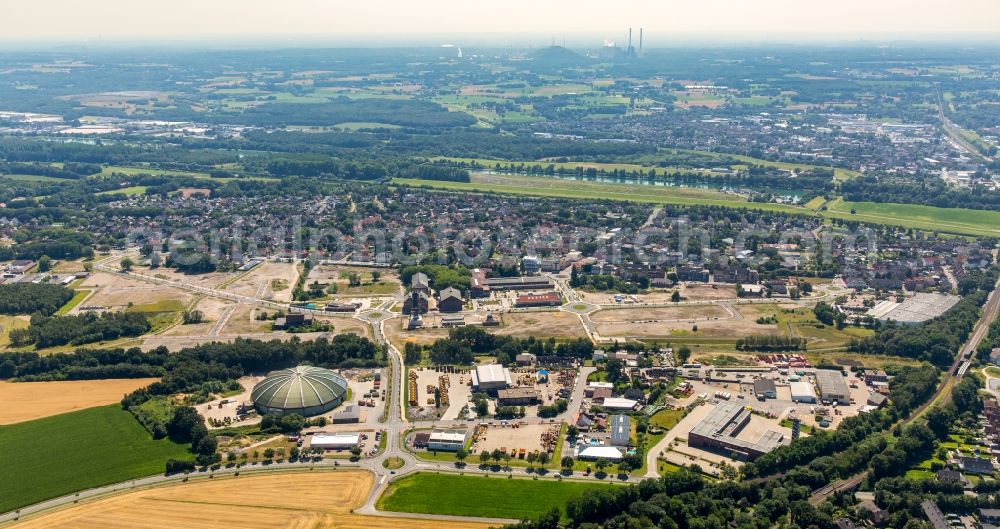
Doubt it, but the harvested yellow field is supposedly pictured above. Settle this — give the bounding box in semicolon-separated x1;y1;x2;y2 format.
0;379;160;425
9;471;495;529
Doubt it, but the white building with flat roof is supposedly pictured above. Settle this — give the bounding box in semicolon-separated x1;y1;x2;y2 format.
428;429;468;452
310;432;359;449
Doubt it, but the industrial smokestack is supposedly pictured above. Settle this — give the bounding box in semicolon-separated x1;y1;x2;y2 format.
628;28;632;56
639;28;643;56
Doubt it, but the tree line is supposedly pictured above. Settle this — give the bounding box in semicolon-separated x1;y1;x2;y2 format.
411;326;594;366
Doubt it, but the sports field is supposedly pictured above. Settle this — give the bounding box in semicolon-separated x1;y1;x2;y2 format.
377;472;616;520
0;405;190;513
823;199;1000;237
0;379;159;425
392;173;806;215
9;471;492;529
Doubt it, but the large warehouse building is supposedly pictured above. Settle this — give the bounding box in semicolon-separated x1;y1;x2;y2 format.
815;369;851;405
688;402;785;460
250;365;349;416
867;292;961;326
472;363;512;394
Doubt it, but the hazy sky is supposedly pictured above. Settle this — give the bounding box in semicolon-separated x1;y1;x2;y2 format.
4;0;999;45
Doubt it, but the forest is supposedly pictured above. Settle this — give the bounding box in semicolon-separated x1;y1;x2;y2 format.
841;174;1000;212
0;283;74;316
0;334;385;382
9;311;151;349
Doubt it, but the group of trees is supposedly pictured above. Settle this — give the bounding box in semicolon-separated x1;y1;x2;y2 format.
0;283;73;316
417;326;594;366
570;268;645;293
813;301;847;329
10;311;150;348
399;264;472;292
401;164;470;182
165;406;219;466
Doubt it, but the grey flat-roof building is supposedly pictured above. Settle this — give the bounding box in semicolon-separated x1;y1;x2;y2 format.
610;415;631;447
688;401;785;460
815;369;851;405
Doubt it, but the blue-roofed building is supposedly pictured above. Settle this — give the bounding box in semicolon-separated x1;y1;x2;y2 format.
610;415;631;447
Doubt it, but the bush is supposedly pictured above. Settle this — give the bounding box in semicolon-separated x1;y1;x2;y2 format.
165;458;195;475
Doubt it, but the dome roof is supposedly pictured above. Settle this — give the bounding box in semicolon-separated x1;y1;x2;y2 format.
251;366;348;414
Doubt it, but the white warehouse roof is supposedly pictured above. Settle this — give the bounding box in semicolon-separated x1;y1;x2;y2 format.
789;381;817;400
474;364;512;385
429;430;467;443
311;432;359;448
602;398;638;410
578;446;623;460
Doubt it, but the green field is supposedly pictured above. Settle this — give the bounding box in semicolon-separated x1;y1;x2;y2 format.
392;174;807;215
0;173;73;183
100;165;209;178
54;289;91;315
0;405;190;513
96;186;147;196
824;199;1000;237
99;165;277;183
333;121;402;130
377;472;616;520
0;315;29;347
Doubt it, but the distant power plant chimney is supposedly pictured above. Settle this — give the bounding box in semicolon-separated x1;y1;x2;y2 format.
628;28;632;57
639;28;643;56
